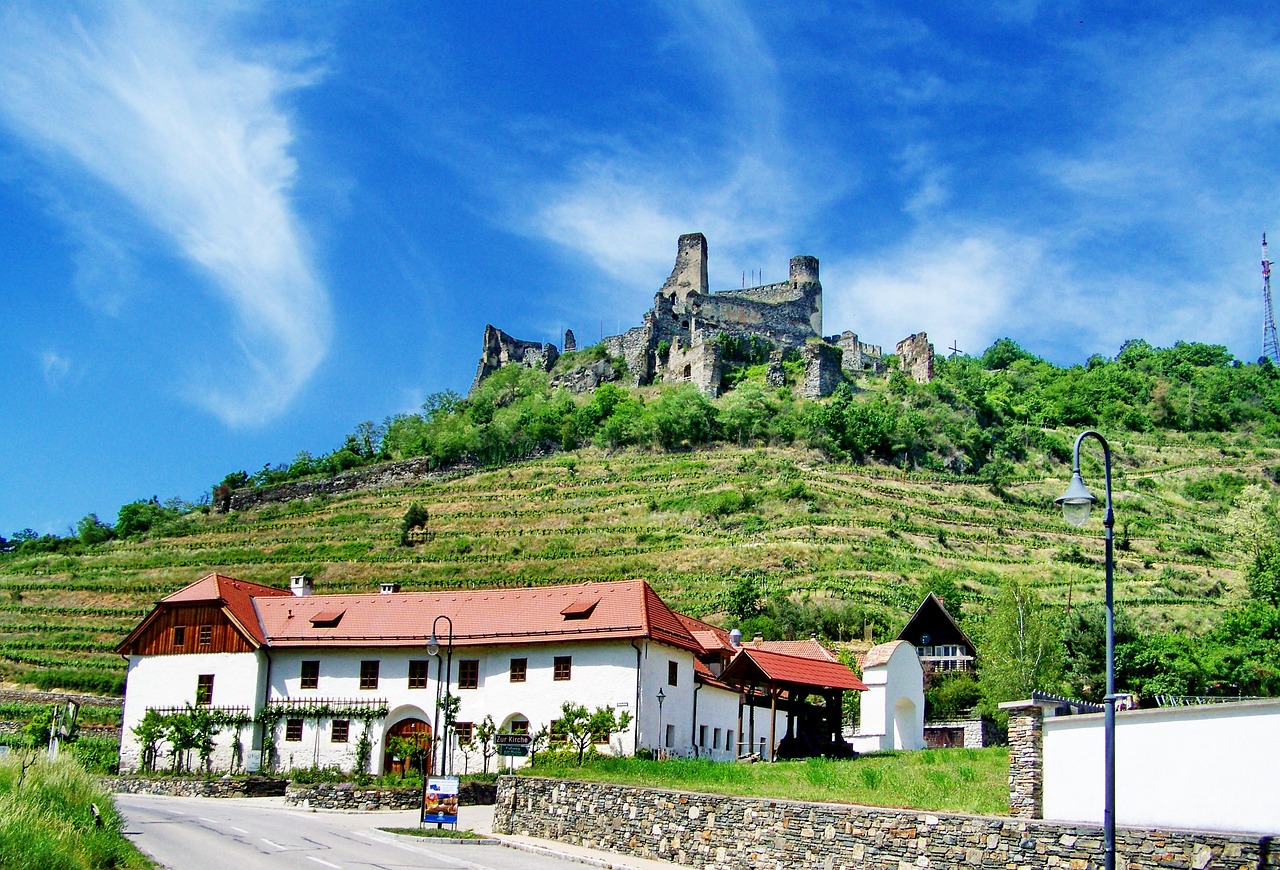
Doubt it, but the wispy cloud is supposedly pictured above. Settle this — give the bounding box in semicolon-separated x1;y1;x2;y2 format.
0;2;330;426
40;350;75;389
523;0;818;300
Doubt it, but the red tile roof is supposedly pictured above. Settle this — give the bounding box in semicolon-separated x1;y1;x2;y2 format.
251;579;705;652
748;638;839;662
674;613;734;653
720;647;866;692
160;572;288;646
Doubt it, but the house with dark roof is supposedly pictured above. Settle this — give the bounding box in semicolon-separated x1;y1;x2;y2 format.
116;573;864;774
896;592;977;674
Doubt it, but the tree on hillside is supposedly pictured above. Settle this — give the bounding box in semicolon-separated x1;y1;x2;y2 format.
75;513;114;546
399;503;429;546
976;576;1064;712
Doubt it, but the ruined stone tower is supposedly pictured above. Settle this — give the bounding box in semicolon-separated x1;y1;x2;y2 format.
660;232;709;308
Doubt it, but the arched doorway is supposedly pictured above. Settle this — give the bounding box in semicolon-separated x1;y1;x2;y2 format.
383;718;432;778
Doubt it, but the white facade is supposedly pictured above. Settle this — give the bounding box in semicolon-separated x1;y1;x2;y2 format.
846;641;925;752
1043;699;1280;835
119;650;265;772
117;576;865;776
119;637;724;775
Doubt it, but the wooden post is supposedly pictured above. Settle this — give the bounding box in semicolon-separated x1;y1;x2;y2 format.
768;691;778;762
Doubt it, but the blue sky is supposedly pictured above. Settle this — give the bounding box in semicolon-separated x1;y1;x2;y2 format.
1;1;1277;535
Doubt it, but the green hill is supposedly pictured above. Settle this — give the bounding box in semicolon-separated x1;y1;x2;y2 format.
3;337;1280;704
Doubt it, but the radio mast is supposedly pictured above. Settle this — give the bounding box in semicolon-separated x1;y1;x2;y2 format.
1264;234;1279;364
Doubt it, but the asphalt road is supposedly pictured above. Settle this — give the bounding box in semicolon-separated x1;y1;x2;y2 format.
114;793;598;870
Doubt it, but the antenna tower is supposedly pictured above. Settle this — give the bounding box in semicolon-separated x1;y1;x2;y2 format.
1264;234;1279;364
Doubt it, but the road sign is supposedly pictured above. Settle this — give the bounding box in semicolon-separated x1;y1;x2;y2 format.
494;733;532;746
498;744;529;757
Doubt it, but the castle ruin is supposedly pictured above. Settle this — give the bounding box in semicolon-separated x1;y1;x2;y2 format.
471;233;934;398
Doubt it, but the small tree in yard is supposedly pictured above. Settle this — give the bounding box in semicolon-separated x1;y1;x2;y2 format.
387;735;430;779
552;702;633;765
528;724;550;764
456;738;478;774
133;709;166;773
475;715;497;774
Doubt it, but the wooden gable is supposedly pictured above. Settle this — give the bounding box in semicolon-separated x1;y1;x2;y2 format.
897;593;976;655
119;603;256;656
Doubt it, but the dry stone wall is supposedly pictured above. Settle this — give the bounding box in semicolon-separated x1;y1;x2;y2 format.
226;454;489;512
104;776;287;798
493;776;1278;870
285;780;496;811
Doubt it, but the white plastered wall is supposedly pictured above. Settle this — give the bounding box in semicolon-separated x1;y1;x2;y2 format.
691;683;741;760
119;651;265;773
1043;699;1280;834
846;641;925;752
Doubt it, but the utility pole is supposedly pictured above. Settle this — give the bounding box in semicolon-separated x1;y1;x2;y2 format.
1263;234;1279;364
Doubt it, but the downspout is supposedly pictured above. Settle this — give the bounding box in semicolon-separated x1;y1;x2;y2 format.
631;641;643;754
691;680;702;757
258;645;273;769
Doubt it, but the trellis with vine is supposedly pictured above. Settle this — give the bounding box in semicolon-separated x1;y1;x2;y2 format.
255;699;388;772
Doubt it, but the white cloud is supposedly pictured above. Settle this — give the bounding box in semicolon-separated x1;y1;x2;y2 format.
521;0;814;300
823;227;1051;357
40;350;74;389
0;2;330;426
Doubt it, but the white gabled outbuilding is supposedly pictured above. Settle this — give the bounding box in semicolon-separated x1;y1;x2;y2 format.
846;640;926;752
116;573;866;775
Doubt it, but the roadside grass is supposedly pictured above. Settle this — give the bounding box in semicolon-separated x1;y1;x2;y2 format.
379;827;488;839
521;747;1010;816
0;754;153;869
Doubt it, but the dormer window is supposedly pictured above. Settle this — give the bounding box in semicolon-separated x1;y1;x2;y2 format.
560;599;598;620
310;610;344;628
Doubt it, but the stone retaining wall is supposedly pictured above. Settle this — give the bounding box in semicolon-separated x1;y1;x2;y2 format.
286;782;422;811
0;688;123;710
285;780;498;811
493;776;1278;870
104;776;287;798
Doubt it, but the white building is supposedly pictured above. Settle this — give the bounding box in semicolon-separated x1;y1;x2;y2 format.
116;574;865;775
846;640;926;752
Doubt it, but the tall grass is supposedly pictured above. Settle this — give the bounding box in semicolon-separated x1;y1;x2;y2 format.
523;747;1010;815
0;754;151;869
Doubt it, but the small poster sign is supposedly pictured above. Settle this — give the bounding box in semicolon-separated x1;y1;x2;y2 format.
423;776;459;825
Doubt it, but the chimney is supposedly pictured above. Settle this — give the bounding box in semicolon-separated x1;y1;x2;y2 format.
728;628;742;649
752;631;764;645
379;582;401;595
289;575;313;597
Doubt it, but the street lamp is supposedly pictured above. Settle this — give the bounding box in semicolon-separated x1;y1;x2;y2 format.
1054;429;1116;870
655;687;666;755
427;615;453;777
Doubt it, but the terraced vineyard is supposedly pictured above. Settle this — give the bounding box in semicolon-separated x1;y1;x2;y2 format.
1;428;1274;696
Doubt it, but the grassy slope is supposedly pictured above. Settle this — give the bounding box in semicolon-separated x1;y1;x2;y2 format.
0;429;1271;694
524;748;1011;815
0;756;152;869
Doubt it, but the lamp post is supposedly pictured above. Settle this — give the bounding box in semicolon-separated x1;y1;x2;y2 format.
427;615;453;777
1054;430;1115;870
656;687;666;755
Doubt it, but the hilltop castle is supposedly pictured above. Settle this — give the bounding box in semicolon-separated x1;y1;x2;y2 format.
472;233;932;398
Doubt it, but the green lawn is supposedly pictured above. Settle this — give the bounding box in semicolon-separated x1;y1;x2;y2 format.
521;747;1010;816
